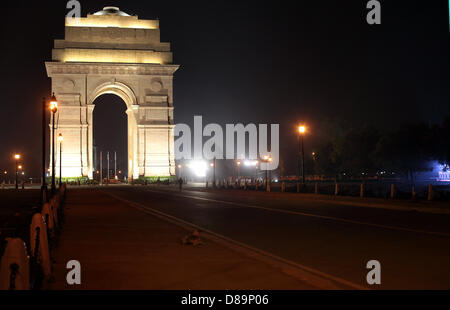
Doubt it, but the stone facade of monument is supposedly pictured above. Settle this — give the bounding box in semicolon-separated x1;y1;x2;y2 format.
45;7;179;180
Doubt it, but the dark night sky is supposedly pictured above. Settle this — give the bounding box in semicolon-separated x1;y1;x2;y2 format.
1;0;449;177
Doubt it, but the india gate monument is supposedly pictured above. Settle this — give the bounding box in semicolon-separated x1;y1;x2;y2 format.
45;6;179;180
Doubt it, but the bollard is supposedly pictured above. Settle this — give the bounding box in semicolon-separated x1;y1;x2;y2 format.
255;181;259;191
42;203;55;237
427;184;434;201
334;183;339;195
42;189;47;204
314;183;319;194
360;183;365;198
0;238;30;290
412;185;417;200
244;181;247;190
30;213;51;277
390;184;396;199
51;197;60;228
296;183;300;193
266;182;271;192
281;181;285;192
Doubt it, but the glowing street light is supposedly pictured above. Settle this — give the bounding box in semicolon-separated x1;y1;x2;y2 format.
236;161;241;180
50;93;58;194
58;133;63;186
14;154;21;189
211;158;217;188
262;155;272;189
297;125;307;184
177;164;183;179
50;94;58;112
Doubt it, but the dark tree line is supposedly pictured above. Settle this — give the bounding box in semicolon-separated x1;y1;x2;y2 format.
310;116;450;180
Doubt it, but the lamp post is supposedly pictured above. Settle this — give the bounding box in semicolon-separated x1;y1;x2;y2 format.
50;94;58;194
100;151;103;185
14;154;20;189
210;162;215;187
178;164;182;179
236;161;241;181
213;157;216;188
41;97;48;203
107;151;110;185
58;133;63;186
18;165;23;186
298;125;306;184
263;155;272;189
114;151;117;180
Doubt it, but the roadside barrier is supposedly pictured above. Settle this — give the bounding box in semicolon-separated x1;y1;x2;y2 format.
390;184;396;199
0;238;30;290
30;213;51;278
42;202;55;238
217;179;446;203
428;184;434;201
0;184;67;290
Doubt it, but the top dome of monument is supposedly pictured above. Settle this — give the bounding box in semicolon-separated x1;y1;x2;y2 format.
93;6;130;16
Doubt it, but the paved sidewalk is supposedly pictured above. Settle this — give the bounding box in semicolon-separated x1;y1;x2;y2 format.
49;188;317;290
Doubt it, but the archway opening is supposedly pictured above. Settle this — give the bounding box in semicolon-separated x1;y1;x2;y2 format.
93;94;128;183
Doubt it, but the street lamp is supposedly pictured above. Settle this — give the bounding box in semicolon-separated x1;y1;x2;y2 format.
50;93;58;194
18;165;23;187
177;164;182;179
236;161;241;180
210;161;216;187
14;154;20;189
58;133;63;186
298;125;306;184
212;158;217;187
263;155;272;189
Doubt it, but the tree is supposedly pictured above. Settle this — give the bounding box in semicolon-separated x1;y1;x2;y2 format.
374;121;434;181
436;116;450;169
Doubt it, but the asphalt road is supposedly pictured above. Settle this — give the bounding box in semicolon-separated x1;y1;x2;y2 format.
99;185;450;289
